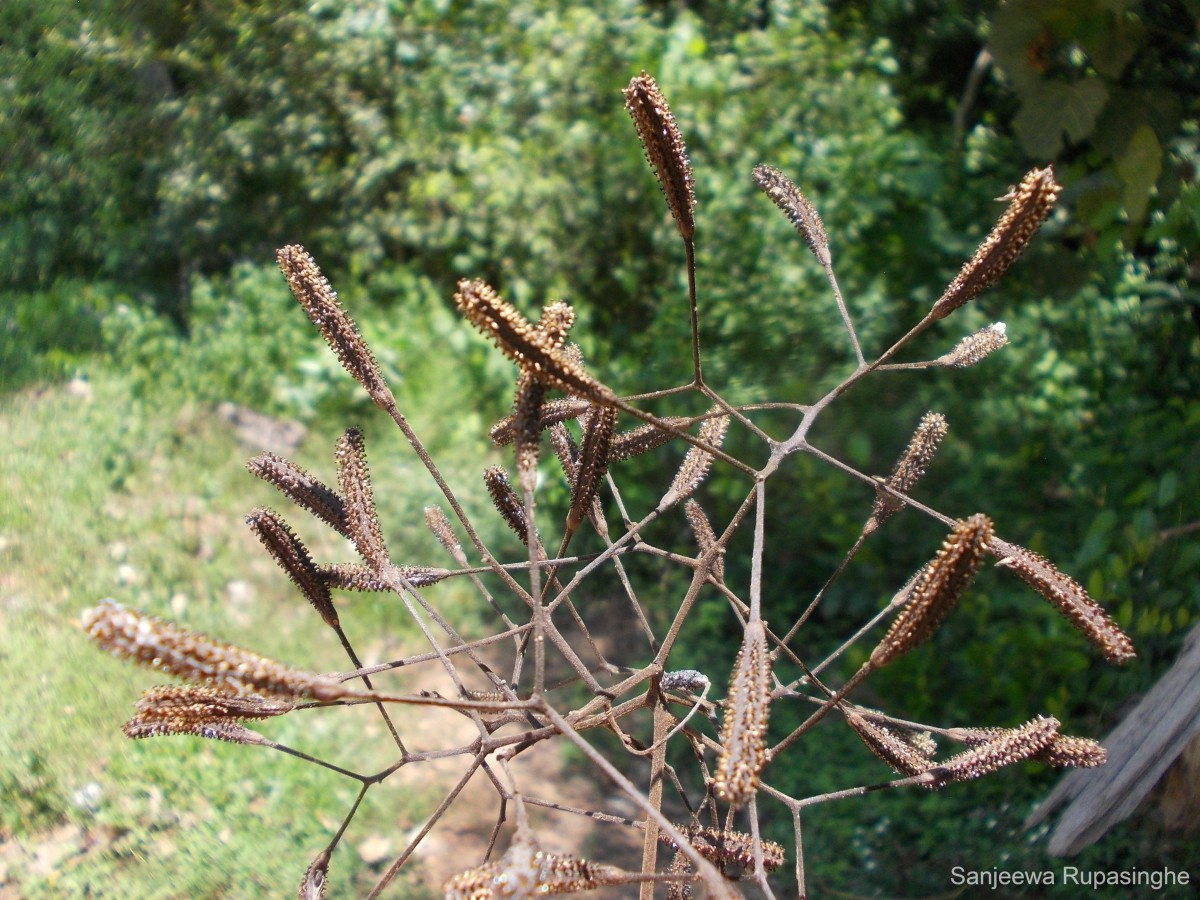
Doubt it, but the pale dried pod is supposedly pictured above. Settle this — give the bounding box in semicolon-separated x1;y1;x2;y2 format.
685;499;725;582
752;164;831;266
299;850;331;900
866;411;948;533
947;725;1107;768
938;322;1009;368
425;505;468;567
319;562;450;592
714;621;772;805
668;410;729;503
928;716;1060;787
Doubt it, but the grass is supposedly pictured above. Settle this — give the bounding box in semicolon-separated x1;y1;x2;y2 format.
0;358;501;897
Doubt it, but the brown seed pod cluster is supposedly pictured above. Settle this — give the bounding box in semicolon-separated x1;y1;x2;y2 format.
277;245;390;401
930;166;1062;320
871;513;993;667
752;164;831;266
714;621;773;805
245;507;338;629
844;709;934;777
336;427;390;570
989;538;1136;664
866;411;948;533
624;72;696;241
927;716;1060;787
246;451;350;538
82;600;348;701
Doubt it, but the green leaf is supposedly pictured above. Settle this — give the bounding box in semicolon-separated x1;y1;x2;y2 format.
1013;78;1109;157
1114;124;1161;225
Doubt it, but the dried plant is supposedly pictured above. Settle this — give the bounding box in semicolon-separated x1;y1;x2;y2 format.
84;73;1133;898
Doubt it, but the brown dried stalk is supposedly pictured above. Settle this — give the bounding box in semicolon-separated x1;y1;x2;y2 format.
870;513;993;667
989;538;1135;664
714;621;772;805
82;600;348;701
930;167;1062;320
752;164;830;266
277;245;390;401
624;72;696;241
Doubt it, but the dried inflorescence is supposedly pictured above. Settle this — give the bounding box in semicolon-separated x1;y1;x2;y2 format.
752;164;830;266
714;621;773;804
871;514;993;667
927;716;1061;787
624;72;696;241
930;166;1062;320
87;71;1132;900
990;538;1136;664
938;322;1009;368
82;600;348;701
866;411;949;533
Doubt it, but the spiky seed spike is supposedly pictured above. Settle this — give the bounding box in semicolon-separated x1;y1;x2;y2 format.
277;245;390;402
335;427;389;571
454;279;615;405
299;850;331;900
424;506;468;566
928;716;1060;787
658;824;786;872
549;422;580;482
668;410;729;502
443;828;631;897
133;685;295;721
623;72;696;241
871;514;993;667
246;453;349;538
714;621;772;805
607;417;691;462
866;412;949;533
684;499;724;582
484;465;533;543
490;399;589;447
938;322;1009;368
751;164;831;266
513;371;546;493
122;716;265;744
930;167;1062;321
947;725;1107;768
319;562;450;592
245;508;338;629
536;300;576;349
81;600;348;700
567;405;617;531
989;538;1136;664
844;710;933;776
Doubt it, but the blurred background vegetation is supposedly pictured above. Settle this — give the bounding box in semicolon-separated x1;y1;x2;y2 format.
2;0;1198;896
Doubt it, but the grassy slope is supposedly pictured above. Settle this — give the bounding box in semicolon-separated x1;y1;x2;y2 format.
0;368;504;897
